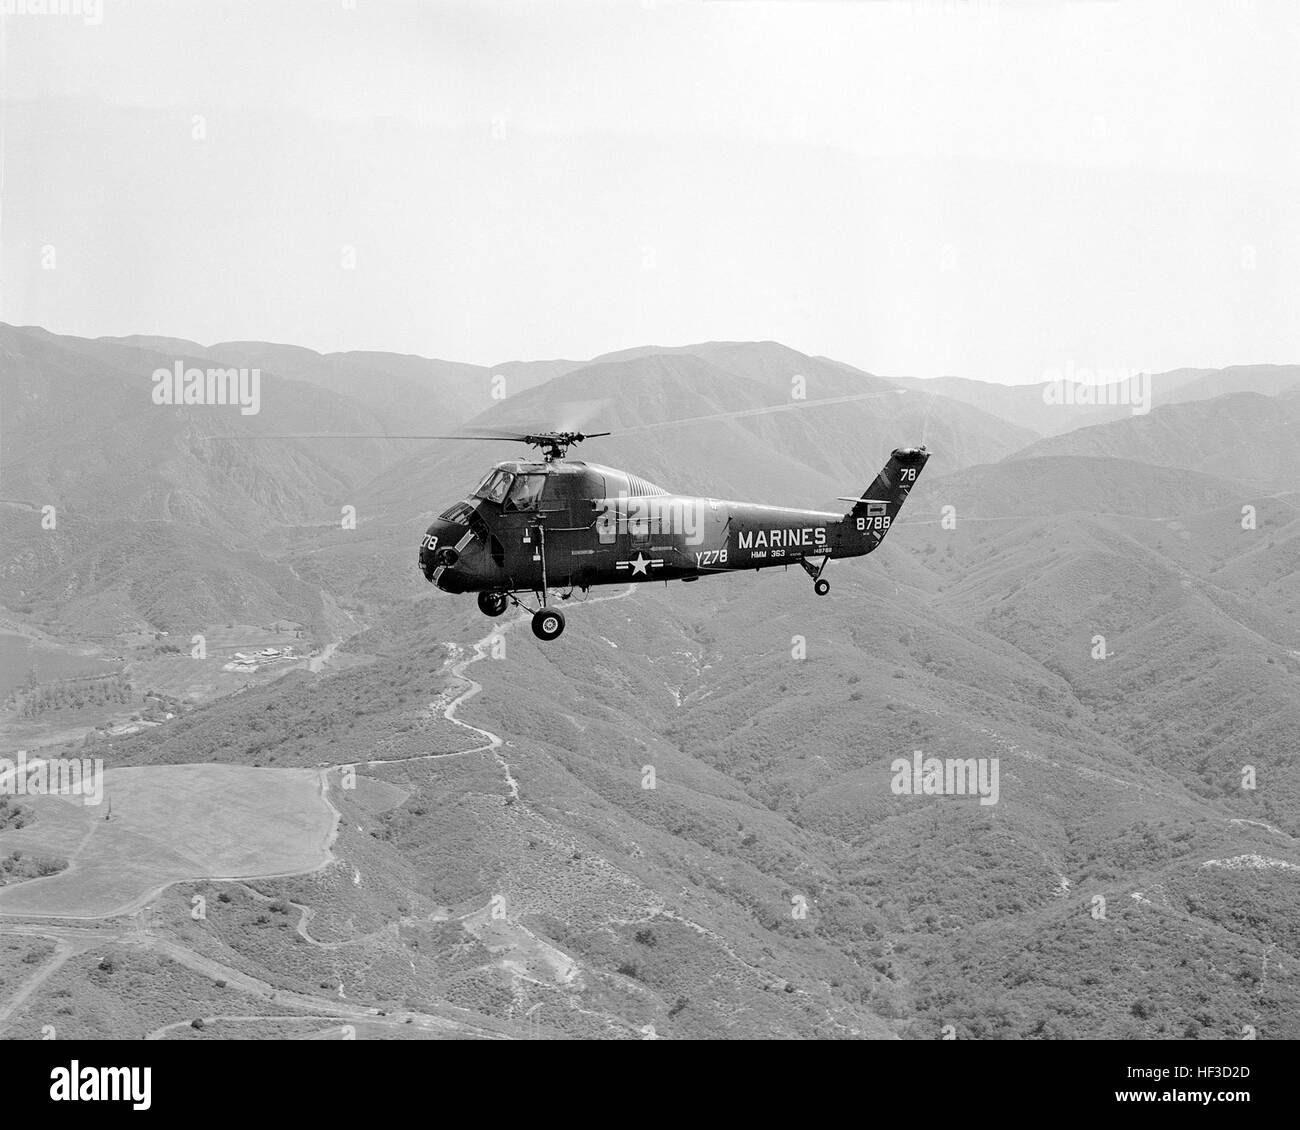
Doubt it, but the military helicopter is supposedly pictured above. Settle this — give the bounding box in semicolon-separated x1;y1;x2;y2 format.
419;429;929;640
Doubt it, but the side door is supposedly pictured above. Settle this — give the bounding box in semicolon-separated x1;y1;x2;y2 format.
531;469;593;587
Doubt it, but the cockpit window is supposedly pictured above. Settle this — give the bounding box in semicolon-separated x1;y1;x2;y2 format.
473;469;514;505
504;472;546;512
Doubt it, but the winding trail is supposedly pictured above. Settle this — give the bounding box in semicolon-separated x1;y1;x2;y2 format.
365;585;638;805
0;916;510;1041
0;939;74;1030
0;588;638;1039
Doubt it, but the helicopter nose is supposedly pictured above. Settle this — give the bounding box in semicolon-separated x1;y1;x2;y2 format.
419;521;471;586
418;524;444;580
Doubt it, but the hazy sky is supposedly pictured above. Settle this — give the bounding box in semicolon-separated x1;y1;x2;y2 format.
2;0;1297;382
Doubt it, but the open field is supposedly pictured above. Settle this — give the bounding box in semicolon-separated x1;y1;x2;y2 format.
0;764;336;917
0;632;122;698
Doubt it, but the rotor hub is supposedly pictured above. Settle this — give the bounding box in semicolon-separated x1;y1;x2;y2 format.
521;431;604;460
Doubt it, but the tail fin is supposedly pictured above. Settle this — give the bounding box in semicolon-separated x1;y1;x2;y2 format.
844;445;930;550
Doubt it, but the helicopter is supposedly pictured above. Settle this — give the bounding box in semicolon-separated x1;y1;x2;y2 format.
418;429;930;640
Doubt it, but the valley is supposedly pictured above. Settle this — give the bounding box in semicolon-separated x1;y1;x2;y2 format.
1;327;1297;1039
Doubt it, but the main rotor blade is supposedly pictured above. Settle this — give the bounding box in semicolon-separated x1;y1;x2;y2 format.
208;428;612;442
609;389;908;436
206;431;530;441
204;390;909;443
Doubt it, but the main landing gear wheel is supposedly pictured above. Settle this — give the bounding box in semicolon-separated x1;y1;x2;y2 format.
814;578;831;597
477;591;508;617
531;607;566;641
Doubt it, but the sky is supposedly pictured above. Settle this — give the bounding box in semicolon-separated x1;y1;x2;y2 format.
1;0;1298;383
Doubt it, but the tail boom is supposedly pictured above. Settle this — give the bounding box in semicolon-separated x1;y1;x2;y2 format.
843;445;930;551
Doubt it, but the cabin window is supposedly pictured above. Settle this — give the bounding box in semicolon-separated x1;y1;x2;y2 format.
505;473;546;512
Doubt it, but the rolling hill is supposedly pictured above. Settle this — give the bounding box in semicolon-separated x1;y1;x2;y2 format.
891;364;1300;437
1006;391;1300;493
2;328;1297;1040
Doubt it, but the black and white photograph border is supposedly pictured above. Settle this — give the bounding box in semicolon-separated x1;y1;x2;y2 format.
0;0;1296;1101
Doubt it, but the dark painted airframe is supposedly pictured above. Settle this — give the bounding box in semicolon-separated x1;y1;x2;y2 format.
419;433;929;640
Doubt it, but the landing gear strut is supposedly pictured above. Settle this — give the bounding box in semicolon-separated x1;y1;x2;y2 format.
477;591;508;617
800;555;831;596
527;521;566;639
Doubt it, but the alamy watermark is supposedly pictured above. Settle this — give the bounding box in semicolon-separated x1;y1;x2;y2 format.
595;495;707;546
1;0;102;25
50;1062;151;1110
151;361;262;415
1042;362;1151;416
890;749;999;806
0;752;105;806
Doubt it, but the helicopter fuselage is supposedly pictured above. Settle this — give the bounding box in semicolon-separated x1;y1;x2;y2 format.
418;448;929;606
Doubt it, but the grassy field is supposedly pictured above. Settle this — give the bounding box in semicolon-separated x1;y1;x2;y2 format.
0;632;122;698
0;764;336;917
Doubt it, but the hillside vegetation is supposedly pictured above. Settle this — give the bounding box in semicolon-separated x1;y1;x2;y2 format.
2;331;1296;1039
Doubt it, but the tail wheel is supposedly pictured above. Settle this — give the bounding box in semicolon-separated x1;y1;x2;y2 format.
477;591;508;617
814;578;831;596
531;608;565;641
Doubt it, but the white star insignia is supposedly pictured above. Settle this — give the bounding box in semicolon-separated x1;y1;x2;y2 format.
616;552;662;576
